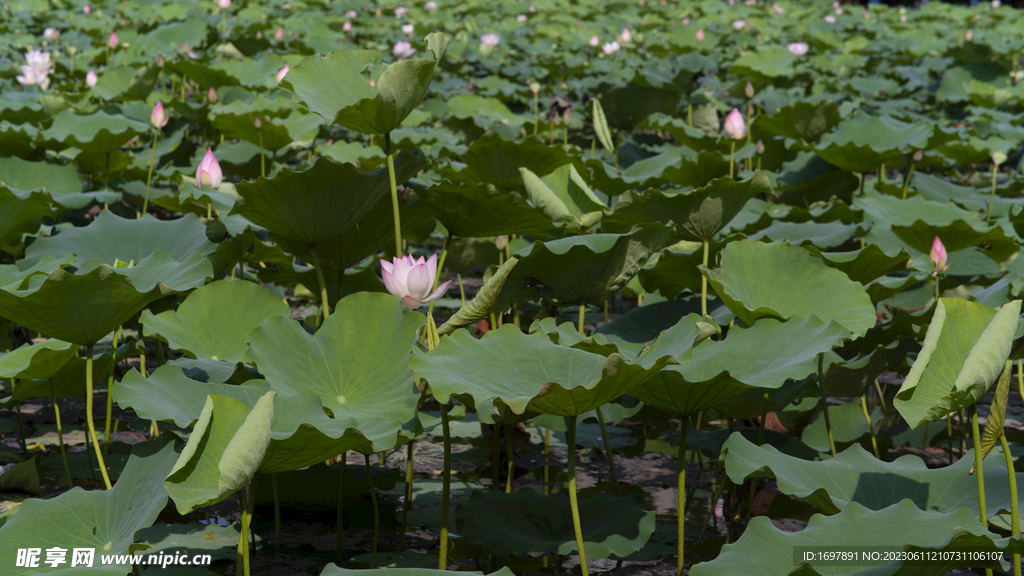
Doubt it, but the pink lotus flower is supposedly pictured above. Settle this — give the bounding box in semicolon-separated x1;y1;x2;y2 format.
682;17;689;25
621;28;632;42
83;4;90;14
150;100;168;129
425;1;437;8
208;86;219;103
17;50;52;87
275;27;284;41
402;23;415;35
393;41;416;59
787;42;808;57
773;3;783;14
86;70;98;87
480;33;500;47
517;14;526;22
965;29;973;41
395;6;407;17
602;41;620;55
381;254;454;309
723;108;746;139
346;9;357;17
732;19;745;30
276;64;289;83
218;0;230;8
930;237;948;276
343;21;352;32
824;15;836;23
589;35;599;47
696;28;704;42
43;28;59;40
196;149;223;189
108;32;119;49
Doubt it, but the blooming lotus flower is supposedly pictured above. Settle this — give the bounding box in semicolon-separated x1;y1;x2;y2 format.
343;21;352;32
930;237;948;276
589;35;599;47
682;17;689;25
43;28;59;40
481;33;500;47
773;3;783;14
395;6;407;17
275;27;284;41
393;41;416;59
992;0;1001;7
965;29;973;41
17;50;52;87
723;108;746;139
602;41;620;55
83;4;90;13
621;27;632;42
108;32;119;49
732;19;745;30
517;14;526;22
696;28;704;42
86;70;98;87
900;15;906;22
787;42;808;57
276;64;289;83
150;100;168;129
425;1;437;9
402;23;415;35
346;9;357;17
218;0;230;8
195;149;223;189
824;15;836;23
381;254;453;309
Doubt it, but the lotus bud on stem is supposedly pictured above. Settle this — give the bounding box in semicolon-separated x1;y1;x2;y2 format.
987;152;1007;223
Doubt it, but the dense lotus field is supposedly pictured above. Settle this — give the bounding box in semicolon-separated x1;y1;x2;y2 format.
8;0;1024;575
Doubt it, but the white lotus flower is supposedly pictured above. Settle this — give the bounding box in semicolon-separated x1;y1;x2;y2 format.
602;41;620;55
393;40;417;59
381;254;454;309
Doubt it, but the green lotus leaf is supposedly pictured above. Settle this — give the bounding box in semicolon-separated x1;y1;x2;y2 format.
499;225;670;308
232;152;426;253
0;185;55;252
0;457;39;495
0;339;76;380
448;131;576;191
285;33;450;134
802;244;911;286
0;156;81;196
692;500;1023;576
642;114;733;155
633;316;845;416
0;252;213;345
606;172;771;242
754;100;842;143
411;323;677;424
211;110;297;152
0;122;38;158
89;64;159;101
22;211;216;268
1;349;120;407
891;219;1017;268
164;391;276;514
598;85;678;130
437;258;519;335
454;488;653;558
700;239;877;336
0;438;180;576
748;219;865;249
140;280;291;363
520;163;608;234
320;567;514;576
854;190;980;231
809;115;933;174
820;345;889;397
729;46;797;79
39;110;150;154
416;180;563;238
0;254;74;291
894;298;1021;429
596;299;702;345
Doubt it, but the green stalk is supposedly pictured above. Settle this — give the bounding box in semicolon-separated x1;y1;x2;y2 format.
879;163;885;184
50;378;72;485
971;405;988;528
85;344;112;489
13;383;26;455
859;172;865;196
817;353;837;457
758;391;768;445
364;453;379;568
426;233;453;319
728;140;735;179
862;394;880;459
578;304;586;334
272;473;281;555
677;425;688;575
439;402;452;569
505;423;514;493
400;440;414;550
492;423;501;489
901;161;917;199
104;327;121;461
385;132;402;256
999;433;1021;576
238;482;256;576
533;91;539;136
595;407;620;496
700;239;709;316
566;415;589;576
543;428;551;495
336;452;346;563
142;128;159;217
258;126;266;179
457;273;465;306
310;247;330;319
986;162;997;223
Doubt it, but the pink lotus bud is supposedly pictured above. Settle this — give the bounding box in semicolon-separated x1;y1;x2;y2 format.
913;149;923;162
824;15;836;23
732;19;745;30
696;28;704;42
589;35;599;47
755;140;764;155
275;27;284;42
370;79;375;88
424;1;436;9
402;23;414;35
563;108;571;125
276;64;289;83
83;4;90;14
621;28;632;42
343;21;351;32
346;9;358;17
517;14;527;23
208;86;218;103
495;235;507;250
195;149;223;189
108;32;119;49
787;42;808;57
254;117;262;129
745;81;754;99
723;108;746;139
929;237;948;276
218;0;230;8
86;70;98;87
683;17;689;25
380;254;454;309
965;29;973;41
43;28;59;41
150;100;168;129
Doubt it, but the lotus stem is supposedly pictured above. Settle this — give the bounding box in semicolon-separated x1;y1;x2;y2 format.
687;103;692;127
85;344;112;489
272;473;281;555
1019;360;1024;405
901;160;917;199
697;472;725;544
859;172;866;196
400;440;414;550
948;416;955;466
596;407;619;496
701;239;709;317
364;453;379;568
861;394;880;459
817;353;837;457
578;304;586;334
50;378;72;485
987;162;997;223
457;273;465;306
240;481;256;576
603;301;609;324
505;424;514;493
999;433;1021;576
142;128;159;217
237;490;246;573
566;415;589;576
104;327;121;461
533;91;539;136
439;402;452;569
492;422;501;489
427;233;453;319
258;125;266;179
12;380;26;455
543;427;551;496
971;405;989;527
310;247;330;319
336;452;346;563
728;141;735;179
677;425;687;575
384;132;402;257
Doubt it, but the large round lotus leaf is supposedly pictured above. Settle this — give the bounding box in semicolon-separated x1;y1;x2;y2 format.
416;180;563;239
689;500;1023;576
729;46;797;79
499;225;670;308
747;219;865;249
449;131;575;191
598;84;677;130
808;115;933;174
722;433;1023;519
320;567;514;576
0;254;74;290
232;151;426;252
164;392;276;514
700;239;877;336
520;163;608;234
0;156;81;195
411;324;677;424
595;299;700;345
895;298;1021;429
89;64;159;101
891;219;1017;269
638;238;731;299
284;34;450;134
753;101;842;143
211;109;296;152
0;438;180;575
0;185;55;251
0;122;37;158
853;190;979;231
633;316;846;416
0;252;212;345
38;109;149;154
0;339;76;380
801;244;911;286
22;211;216;268
140;280;291;363
606;172;771;242
454;488;653;558
0;348;120;407
820;345;889;397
